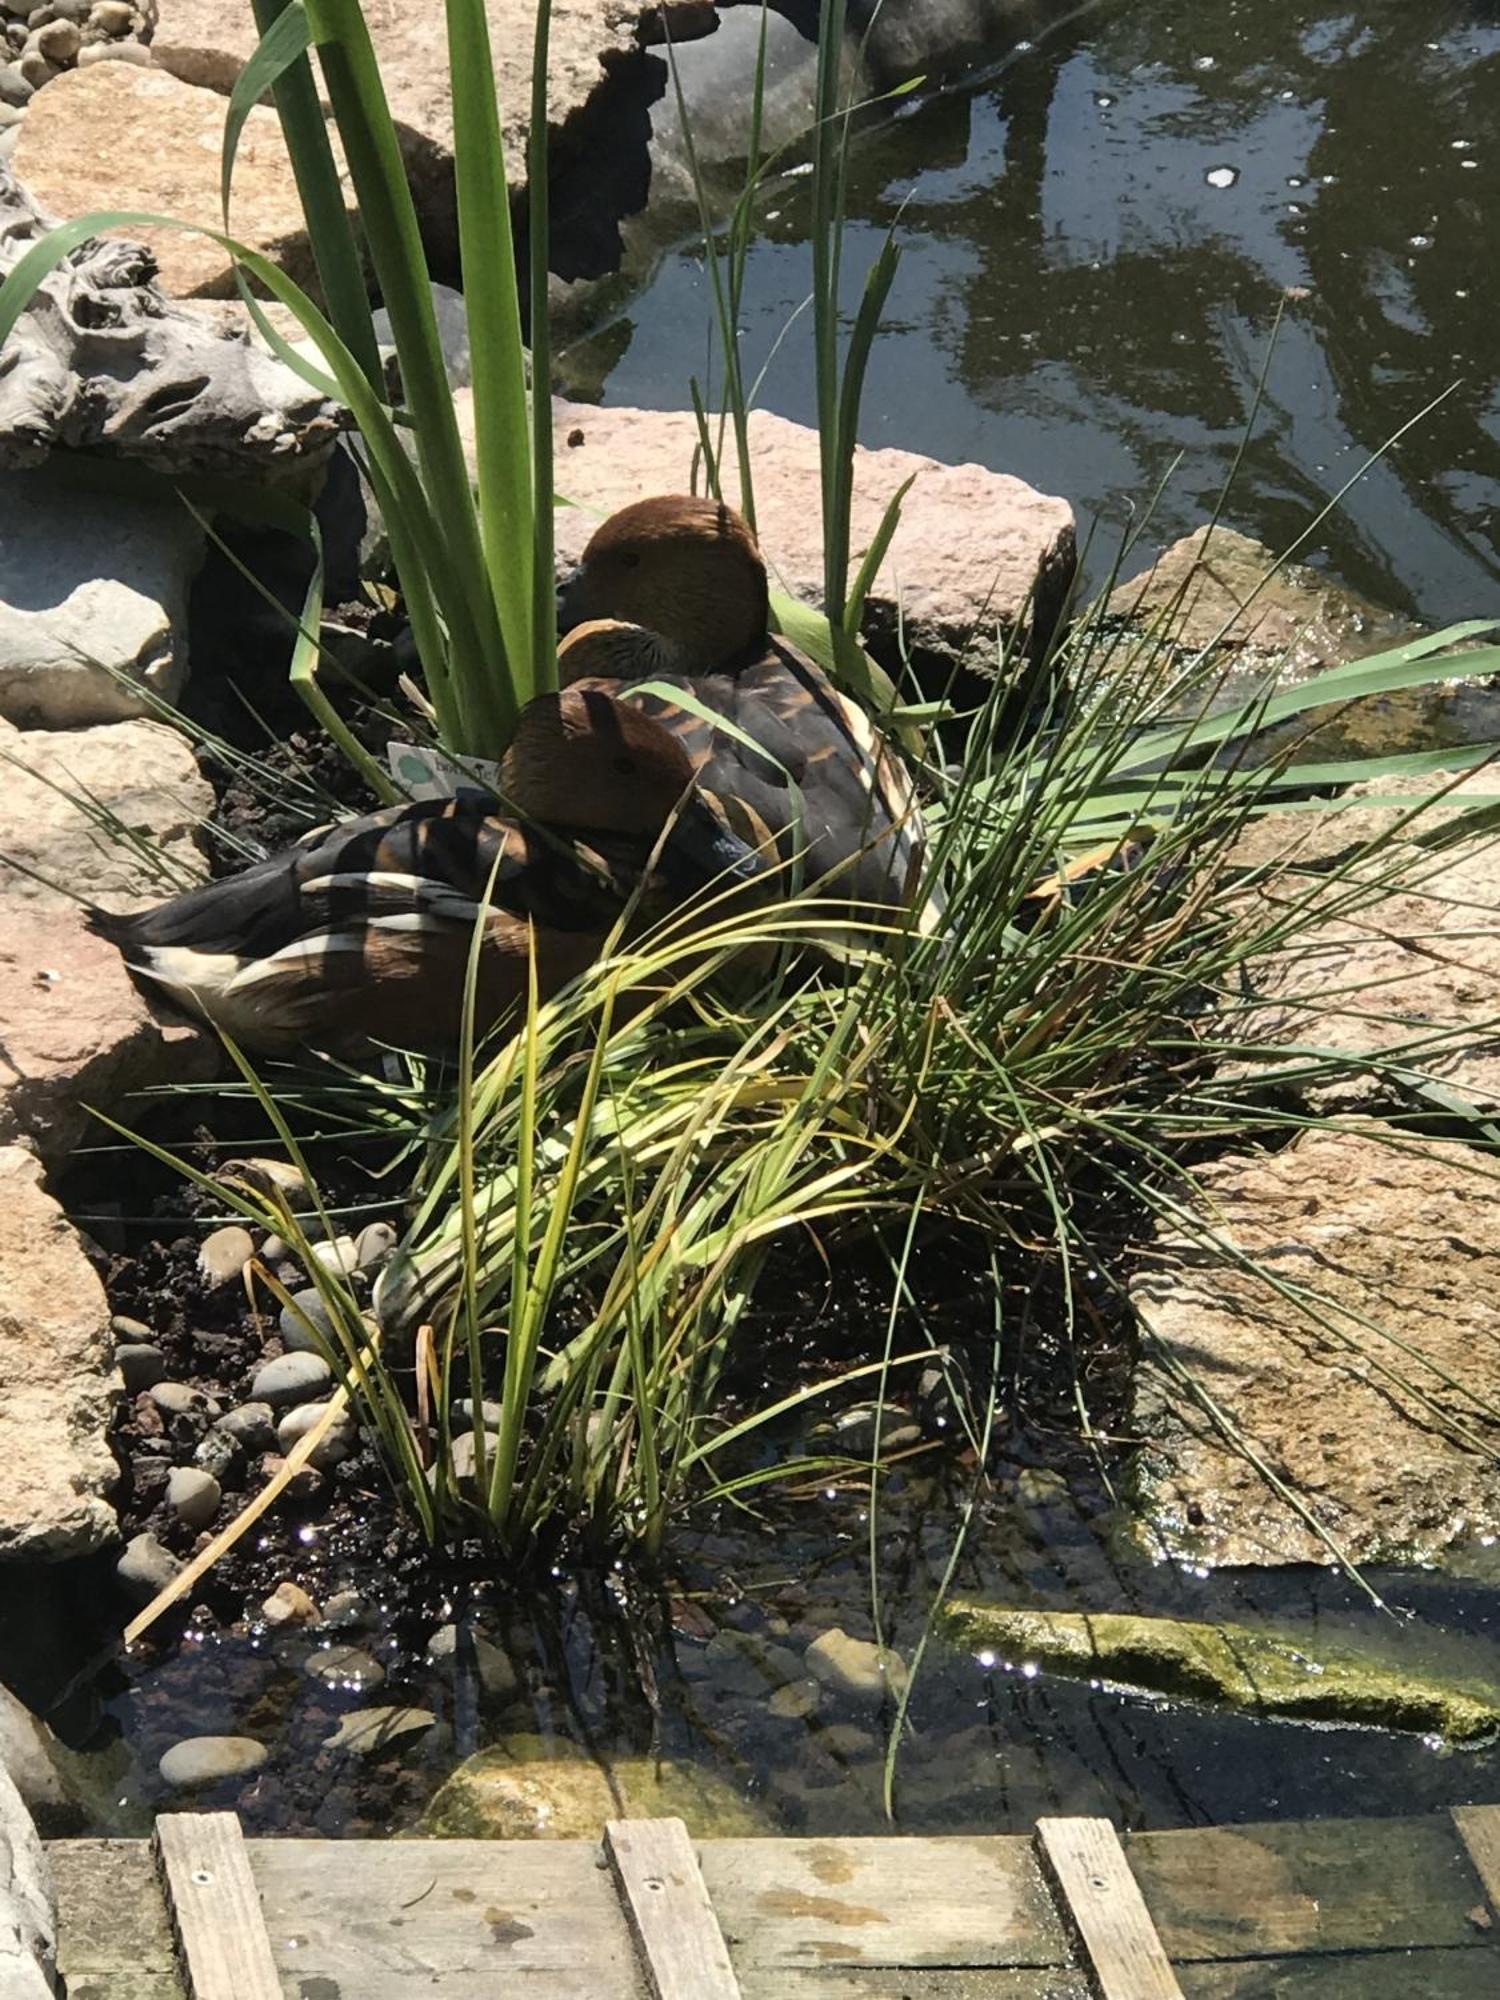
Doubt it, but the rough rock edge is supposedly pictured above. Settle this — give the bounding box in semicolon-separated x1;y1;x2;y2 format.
0;1758;54;1998
0;160;343;475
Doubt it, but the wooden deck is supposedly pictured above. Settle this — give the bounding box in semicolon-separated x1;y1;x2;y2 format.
48;1803;1500;1998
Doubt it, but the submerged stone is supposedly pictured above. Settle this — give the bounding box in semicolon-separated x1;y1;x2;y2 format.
940;1600;1500;1746
421;1735;768;1840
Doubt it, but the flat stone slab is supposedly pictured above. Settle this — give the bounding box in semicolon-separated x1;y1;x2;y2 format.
546;397;1077;661
0;712;215;1166
151;0;716;268
1131;1124;1500;1567
0;1146;118;1561
0;464;205;726
13;63;356;299
1109;525;1415;679
1229;772;1500;1115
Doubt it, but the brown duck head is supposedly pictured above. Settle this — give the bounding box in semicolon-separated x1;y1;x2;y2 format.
500;686;765;890
558;496;769;667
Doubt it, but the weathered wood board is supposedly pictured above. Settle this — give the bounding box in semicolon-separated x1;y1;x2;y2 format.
45;1809;1500;2000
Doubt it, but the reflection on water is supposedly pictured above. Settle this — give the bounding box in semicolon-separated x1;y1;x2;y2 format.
566;0;1500;624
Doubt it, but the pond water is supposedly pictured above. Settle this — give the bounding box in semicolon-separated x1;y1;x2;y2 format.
10;0;1500;1853
565;0;1500;626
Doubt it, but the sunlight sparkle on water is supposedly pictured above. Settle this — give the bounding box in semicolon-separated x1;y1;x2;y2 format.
1206;165;1240;189
977;1649;997;1669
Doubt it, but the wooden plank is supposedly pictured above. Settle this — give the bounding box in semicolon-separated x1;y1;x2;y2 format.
1129;1815;1490;1961
154;1813;280;2000
1036;1818;1185;2000
699;1834;1069;1969
744;1970;1092;1998
249;1835;643;1997
1453;1804;1500;1915
50;1838;182;2000
606;1818;741;2000
1176;1947;1499;1997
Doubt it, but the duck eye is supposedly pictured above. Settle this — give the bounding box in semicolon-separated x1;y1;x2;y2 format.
612;755;636;776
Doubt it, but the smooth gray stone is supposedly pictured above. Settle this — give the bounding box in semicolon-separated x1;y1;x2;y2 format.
275;1400;356;1469
115;1531;181;1603
158;1736;267;1789
146;1381;218;1426
354;1221;398;1270
426;1623;517;1701
196;1223;254;1288
114;1341;166;1392
250;1351;333;1409
165;1466;220;1530
214;1401;276;1452
303;1645;384;1692
277;1288;334;1353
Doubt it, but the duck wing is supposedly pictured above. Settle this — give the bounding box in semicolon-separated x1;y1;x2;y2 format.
571;638;932;916
92;798;653;1052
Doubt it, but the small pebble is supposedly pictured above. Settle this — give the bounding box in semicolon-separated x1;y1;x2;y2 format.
33;14;75;55
276;1400;357;1469
426;1623;518;1700
354;1221;398;1270
159;1736;267;1789
448;1430;500;1482
308;1234;358;1275
803;1628;910;1707
831;1404;921;1456
0;60;35;101
76;37;150;64
304;1645;385;1692
450;1397;504;1436
17;47;57;83
220;1156;315;1208
261;1580;320;1628
260;1232;290;1264
197;1224;254;1288
214;1402;277;1453
24;3;50;23
111;1313;154;1341
322;1706;443;1757
147;1382;219;1438
250;1351;333;1409
258;1453;325;1502
115;1532;182;1603
87;0;131;25
768;1678;822;1720
114;1341;167;1392
166;1466;221;1530
278;1287;334;1353
817;1721;880;1760
47;0;92;17
192;1429;240;1483
320;1588;368;1628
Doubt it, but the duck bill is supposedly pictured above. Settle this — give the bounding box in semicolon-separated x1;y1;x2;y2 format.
660;797;768;891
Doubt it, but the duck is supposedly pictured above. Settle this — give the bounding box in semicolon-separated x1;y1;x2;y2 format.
90;675;764;1056
557;495;941;930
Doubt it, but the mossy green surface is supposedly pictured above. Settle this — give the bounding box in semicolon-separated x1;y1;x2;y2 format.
421;1733;768;1839
939;1601;1500;1745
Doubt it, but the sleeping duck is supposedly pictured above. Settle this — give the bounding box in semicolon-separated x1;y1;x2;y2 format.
91;675;763;1056
558;496;940;929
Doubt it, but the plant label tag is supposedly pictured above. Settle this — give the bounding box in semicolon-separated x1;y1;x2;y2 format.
388;741;505;801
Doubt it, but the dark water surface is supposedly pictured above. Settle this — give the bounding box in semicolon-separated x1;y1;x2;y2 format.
567;0;1500;624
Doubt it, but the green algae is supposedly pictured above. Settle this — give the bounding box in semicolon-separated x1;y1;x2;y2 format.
939;1601;1500;1746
